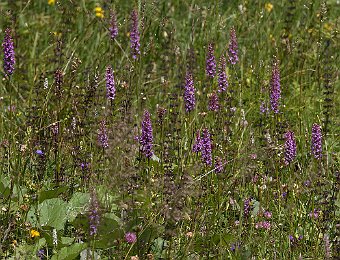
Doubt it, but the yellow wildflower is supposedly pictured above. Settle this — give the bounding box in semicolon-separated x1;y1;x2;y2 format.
53;31;62;38
48;0;55;5
94;7;104;19
11;240;17;247
323;23;332;32
30;229;40;238
265;3;273;12
94;7;102;13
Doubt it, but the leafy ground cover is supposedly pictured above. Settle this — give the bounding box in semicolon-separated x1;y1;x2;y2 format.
0;0;339;259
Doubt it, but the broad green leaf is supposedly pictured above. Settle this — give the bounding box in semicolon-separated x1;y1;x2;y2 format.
39;186;68;203
251;200;260;217
67;192;90;222
151;237;168;258
138;223;162;250
51;243;87;260
39;198;67;230
61;237;75;246
33;238;46;254
27;206;38;226
7;242;35;260
94;216;123;249
80;249;101;260
102;212;121;224
0;175;14;199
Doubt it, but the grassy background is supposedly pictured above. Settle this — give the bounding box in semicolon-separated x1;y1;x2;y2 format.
0;0;339;259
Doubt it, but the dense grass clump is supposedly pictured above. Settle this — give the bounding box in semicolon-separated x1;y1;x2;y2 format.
0;0;339;259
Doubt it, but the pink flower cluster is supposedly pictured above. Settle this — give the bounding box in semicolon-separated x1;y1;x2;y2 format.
255;221;271;230
309;209;320;219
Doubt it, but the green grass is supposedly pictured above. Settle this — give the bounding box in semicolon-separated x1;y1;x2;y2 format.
0;0;339;259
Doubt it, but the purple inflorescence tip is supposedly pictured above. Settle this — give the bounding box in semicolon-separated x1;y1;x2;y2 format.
105;66;115;100
218;55;228;92
270;58;281;114
98;120;109;148
228;27;239;65
201;128;212;166
2;28;15;76
324;234;331;259
140;110;154;158
54;69;63;97
243;198;251;217
206;43;216;78
130;10;140;59
255;221;271;230
284;130;297;165
36;248;45;260
264;211;272;219
192;130;202;153
184;72;196;112
215;156;224;173
89;191;100;236
36;149;44;156
209;92;220;112
309;208;320;219
109;11;118;40
260;101;268;114
311;123;322;160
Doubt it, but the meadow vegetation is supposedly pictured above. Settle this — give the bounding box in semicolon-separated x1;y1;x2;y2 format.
0;0;339;259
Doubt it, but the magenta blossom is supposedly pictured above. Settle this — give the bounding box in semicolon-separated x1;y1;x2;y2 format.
125;232;137;244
